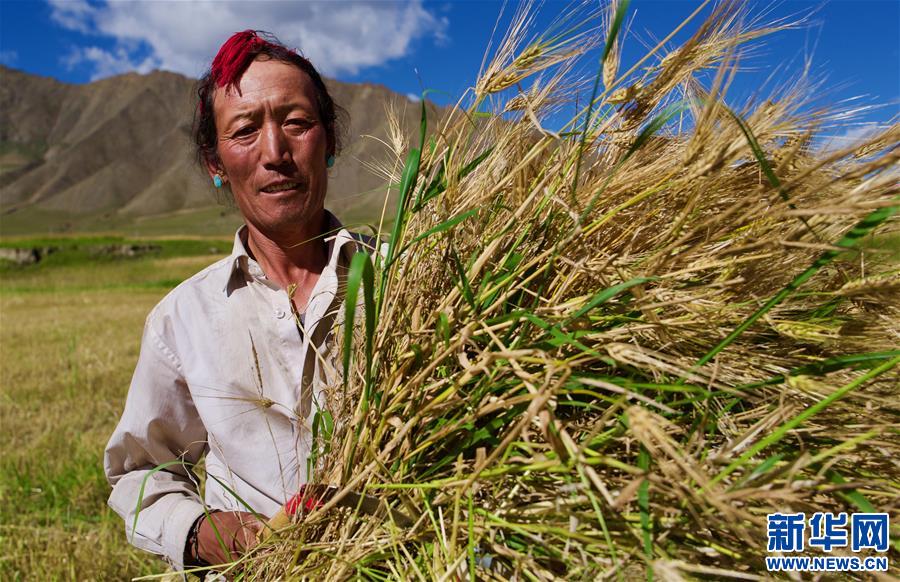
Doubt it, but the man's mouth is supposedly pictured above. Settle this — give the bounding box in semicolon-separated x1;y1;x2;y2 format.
260;181;302;193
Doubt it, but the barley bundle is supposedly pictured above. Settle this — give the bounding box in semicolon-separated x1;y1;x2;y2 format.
248;2;898;579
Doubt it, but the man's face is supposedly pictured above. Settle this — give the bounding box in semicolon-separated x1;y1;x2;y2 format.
209;58;330;236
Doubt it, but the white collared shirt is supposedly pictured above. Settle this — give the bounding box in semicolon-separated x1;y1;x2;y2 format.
104;212;367;569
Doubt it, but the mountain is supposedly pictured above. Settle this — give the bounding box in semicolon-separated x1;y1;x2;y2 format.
0;65;435;236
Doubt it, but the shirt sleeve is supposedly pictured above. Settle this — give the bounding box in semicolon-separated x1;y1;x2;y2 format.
104;315;209;570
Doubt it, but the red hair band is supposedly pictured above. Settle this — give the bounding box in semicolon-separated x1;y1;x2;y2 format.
210;29;271;92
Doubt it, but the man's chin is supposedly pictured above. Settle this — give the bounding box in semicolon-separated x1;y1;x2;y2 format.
250;208;326;240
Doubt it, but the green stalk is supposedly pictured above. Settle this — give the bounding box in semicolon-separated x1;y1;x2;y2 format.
571;0;631;201
340;252;376;483
467;490;476;581
706;355;899;489
132;460;196;544
579;101;688;223
411;147;494;214
342;252;375;396
692;200;899;370
637;446;653;581
379;96;428;313
737;350;900;389
577;465;620;578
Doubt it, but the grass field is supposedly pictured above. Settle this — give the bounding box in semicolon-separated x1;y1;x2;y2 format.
0;239;229;580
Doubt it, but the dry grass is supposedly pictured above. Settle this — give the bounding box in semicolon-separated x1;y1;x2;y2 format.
235;1;899;580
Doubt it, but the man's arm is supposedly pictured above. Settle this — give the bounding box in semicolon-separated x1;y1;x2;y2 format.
104;318;208;570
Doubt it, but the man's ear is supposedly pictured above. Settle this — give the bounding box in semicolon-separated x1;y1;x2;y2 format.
204;154;226;183
326;126;336;160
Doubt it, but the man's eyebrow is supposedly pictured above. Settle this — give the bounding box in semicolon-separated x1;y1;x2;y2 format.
220;109;256;125
222;99;315;119
274;99;318;116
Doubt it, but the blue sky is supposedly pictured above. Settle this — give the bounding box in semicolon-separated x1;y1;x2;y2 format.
1;0;897;142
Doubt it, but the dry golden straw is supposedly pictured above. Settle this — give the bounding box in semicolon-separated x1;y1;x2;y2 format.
223;2;900;580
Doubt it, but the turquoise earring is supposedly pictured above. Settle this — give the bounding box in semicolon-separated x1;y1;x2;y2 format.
213;175;223;188
326;155;335;168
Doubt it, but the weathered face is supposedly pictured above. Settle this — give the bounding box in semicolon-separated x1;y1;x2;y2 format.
208;58;330;236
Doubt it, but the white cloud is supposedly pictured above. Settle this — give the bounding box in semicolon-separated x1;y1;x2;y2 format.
48;0;446;80
818;122;885;153
63;46;159;81
49;0;95;33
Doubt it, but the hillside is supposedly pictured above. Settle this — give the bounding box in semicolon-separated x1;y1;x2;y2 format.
0;65;435;236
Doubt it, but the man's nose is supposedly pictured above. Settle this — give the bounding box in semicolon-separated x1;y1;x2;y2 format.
260;123;291;167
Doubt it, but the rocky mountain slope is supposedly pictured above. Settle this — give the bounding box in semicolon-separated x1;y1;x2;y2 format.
0;65;434;235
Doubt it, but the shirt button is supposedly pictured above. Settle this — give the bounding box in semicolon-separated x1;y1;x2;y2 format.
275;308;286;319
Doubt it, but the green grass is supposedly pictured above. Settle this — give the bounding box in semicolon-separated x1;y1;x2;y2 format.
0;249;226;580
0;236;231;294
0;206;244;238
0;235;231;266
0;193;395;240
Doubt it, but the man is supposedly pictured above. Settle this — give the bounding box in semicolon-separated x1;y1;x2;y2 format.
105;31;367;570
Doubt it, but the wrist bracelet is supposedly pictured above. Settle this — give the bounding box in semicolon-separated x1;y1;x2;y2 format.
185;510;220;567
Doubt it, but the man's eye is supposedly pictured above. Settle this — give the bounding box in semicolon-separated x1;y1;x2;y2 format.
286;119;312;129
233;126;256;137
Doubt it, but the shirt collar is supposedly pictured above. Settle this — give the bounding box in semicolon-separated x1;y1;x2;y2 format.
224;209;365;295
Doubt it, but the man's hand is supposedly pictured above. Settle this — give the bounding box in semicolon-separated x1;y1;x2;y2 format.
195;511;264;566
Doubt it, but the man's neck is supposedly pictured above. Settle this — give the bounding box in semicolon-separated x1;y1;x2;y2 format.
244;213;329;295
